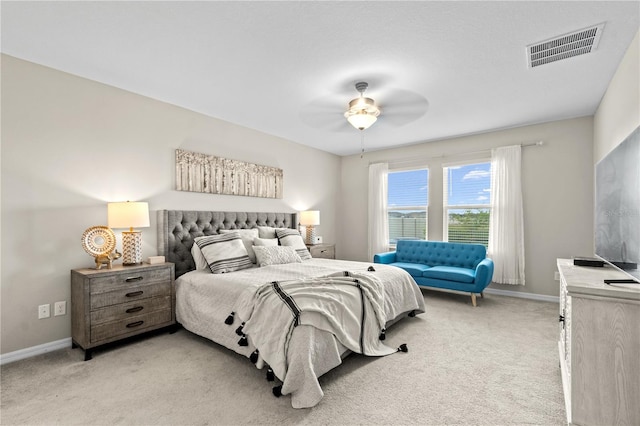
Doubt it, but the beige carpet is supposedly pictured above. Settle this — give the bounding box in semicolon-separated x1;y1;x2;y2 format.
1;290;566;425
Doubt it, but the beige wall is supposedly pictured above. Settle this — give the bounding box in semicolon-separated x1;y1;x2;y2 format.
338;117;595;297
0;55;341;354
594;30;640;163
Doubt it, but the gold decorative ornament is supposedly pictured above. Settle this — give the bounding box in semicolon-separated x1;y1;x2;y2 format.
81;226;119;269
94;250;122;270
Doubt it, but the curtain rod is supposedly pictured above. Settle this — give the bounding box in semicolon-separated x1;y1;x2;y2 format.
370;140;544;166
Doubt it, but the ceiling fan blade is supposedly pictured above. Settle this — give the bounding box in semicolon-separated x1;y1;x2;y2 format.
378;89;429;126
299;96;352;132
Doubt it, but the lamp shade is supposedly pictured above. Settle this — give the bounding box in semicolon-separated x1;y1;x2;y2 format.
300;210;320;226
107;202;150;230
347;112;378;130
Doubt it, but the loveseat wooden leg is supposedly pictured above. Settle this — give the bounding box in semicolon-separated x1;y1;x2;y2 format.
471;293;477;307
480;292;484;298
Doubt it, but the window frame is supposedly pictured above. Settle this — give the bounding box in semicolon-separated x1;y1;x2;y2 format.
442;159;492;247
386;166;429;248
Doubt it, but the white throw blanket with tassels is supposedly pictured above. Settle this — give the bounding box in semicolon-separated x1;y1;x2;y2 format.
234;271;398;384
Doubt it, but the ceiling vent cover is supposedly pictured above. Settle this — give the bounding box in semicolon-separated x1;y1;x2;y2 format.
527;23;605;68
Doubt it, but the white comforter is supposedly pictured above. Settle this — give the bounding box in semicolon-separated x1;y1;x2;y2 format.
176;258;425;408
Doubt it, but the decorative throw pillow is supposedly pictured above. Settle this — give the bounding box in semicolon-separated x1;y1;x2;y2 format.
253;237;279;247
253;246;302;267
275;229;312;260
191;240;209;270
219;229;260;263
257;226;278;239
195;232;253;274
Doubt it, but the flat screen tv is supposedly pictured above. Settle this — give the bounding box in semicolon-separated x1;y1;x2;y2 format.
595;125;640;284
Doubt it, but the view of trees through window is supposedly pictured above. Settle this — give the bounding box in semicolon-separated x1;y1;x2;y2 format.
444;162;492;247
387;169;428;244
447;208;490;246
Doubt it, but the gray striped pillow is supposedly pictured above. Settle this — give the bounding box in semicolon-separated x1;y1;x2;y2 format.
195;232;253;274
275;229;312;260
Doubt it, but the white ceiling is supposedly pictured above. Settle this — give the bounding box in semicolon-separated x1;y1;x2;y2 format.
2;1;639;156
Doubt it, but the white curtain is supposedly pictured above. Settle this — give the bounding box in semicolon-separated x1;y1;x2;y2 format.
489;145;525;285
368;162;389;261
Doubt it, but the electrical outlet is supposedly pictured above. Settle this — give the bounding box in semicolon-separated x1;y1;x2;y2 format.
54;301;66;316
38;304;50;319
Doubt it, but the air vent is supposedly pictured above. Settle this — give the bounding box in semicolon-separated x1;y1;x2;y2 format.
527;23;605;68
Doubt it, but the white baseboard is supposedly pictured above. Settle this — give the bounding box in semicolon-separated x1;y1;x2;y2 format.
484;287;559;303
0;337;71;365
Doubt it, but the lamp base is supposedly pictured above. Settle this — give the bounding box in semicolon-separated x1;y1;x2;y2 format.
305;226;316;245
122;231;143;265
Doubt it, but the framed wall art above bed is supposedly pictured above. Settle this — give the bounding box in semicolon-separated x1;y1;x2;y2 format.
175;149;284;199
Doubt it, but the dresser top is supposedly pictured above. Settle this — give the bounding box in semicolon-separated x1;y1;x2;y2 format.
557;258;640;301
72;262;174;276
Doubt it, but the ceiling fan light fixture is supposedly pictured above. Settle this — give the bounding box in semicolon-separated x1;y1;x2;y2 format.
344;82;381;131
346;111;378;130
344;101;380;131
348;96;377;111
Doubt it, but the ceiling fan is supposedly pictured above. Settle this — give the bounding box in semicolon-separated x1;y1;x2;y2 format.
299;80;429;134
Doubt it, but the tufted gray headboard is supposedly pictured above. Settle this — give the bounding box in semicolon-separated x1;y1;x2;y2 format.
157;210;298;278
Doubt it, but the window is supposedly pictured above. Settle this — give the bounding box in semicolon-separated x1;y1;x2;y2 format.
387;168;428;244
443;162;491;246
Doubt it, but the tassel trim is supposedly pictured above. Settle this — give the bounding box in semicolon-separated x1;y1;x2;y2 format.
250;349;259;364
224;312;235;325
266;368;275;382
397;343;408;353
238;335;248;346
235;322;245;336
379;328;386;341
272;385;283;397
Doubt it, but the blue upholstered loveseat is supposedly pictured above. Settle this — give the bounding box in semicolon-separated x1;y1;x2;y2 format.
374;240;494;306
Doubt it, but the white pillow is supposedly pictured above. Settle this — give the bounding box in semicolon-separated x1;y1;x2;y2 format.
219;229;260;263
191;240;209;270
257;226;277;238
275;229;312;260
253;237;278;247
253;246;302;267
195;232;253;274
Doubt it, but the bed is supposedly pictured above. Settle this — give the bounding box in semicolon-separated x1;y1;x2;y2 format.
157;210;425;408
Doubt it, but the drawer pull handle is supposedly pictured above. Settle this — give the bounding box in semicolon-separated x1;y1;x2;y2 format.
320;250;327;253
125;290;144;298
126;306;144;314
126;321;144;328
125;276;144;283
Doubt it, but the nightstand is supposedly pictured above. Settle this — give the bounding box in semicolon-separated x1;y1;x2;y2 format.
71;262;175;361
306;243;335;259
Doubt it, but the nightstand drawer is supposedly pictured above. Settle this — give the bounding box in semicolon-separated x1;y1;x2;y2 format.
308;244;335;259
90;281;171;310
91;296;171;325
91;309;172;343
90;268;171;294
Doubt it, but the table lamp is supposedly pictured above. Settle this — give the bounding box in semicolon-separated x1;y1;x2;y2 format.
107;201;150;265
300;210;320;245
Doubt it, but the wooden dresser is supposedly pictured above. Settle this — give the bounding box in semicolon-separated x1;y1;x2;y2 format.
71;262;175;360
557;258;640;425
307;243;335;259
